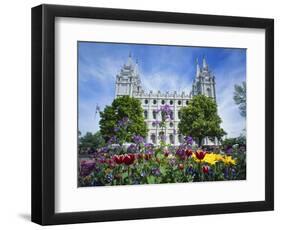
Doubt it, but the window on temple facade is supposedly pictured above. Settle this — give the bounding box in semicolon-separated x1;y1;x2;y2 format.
186;100;189;105
153;110;157;119
170;100;173;105
169;134;174;144
178;134;183;143
161;100;165;105
153;99;157;104
144;99;148;104
169;122;173;128
178;100;181;105
207;88;212;97
151;134;156;144
144;110;148;119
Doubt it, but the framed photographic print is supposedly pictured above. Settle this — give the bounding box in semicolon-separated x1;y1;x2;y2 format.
31;4;274;225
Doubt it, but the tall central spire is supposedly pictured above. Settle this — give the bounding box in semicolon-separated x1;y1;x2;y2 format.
202;56;208;70
126;52;133;67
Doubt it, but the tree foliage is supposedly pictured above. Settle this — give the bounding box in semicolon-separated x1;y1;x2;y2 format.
99;96;148;143
233;81;246;117
178;95;226;146
79;131;105;152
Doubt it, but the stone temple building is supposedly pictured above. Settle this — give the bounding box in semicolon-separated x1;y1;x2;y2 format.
115;53;217;145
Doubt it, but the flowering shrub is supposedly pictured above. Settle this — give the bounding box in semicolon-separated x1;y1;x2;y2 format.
78;136;246;186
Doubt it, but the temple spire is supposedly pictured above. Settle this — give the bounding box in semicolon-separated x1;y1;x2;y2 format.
202;56;208;70
134;59;139;75
196;58;200;77
126;52;133;66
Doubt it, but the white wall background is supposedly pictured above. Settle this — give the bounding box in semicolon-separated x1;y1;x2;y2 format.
0;0;279;229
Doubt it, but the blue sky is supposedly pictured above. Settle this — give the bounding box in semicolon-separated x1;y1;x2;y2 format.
78;41;246;138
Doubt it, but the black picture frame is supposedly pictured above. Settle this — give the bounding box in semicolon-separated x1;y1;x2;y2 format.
31;4;274;225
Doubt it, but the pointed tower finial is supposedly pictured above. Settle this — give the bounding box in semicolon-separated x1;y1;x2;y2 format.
196;58;200;77
203;55;208;70
134;58;139;75
126;52;133;66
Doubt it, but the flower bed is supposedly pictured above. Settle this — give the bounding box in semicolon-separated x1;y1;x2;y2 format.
78;138;246;186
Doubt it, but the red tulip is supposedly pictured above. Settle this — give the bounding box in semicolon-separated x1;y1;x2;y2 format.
195;150;206;160
202;165;209;174
123;154;135;165
113;155;124;164
185;149;193;157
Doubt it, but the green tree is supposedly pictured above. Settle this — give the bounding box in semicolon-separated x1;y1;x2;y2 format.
178;95;226;146
99;96;148;143
233;81;246;117
79;131;105;151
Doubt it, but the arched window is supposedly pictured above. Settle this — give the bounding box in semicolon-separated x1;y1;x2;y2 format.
178;100;182;105
151;134;156;144
153;99;157;104
207;88;212;97
144;99;149;104
144;110;148;119
153;110;157;119
186;100;189;105
159;131;166;143
178;134;183;143
170;100;173;105
169;122;173;128
161;100;165;105
169;134;174;144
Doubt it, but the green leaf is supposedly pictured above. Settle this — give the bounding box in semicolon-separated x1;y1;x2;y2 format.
122;172;128;180
147;176;156;184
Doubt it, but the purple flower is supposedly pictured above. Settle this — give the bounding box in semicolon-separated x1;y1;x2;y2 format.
226;147;233;154
160;104;172;114
98;146;109;153
184;136;193;145
151;167;161;176
176;147;185;157
117;117;130;127
144;143;154;148
132;135;144;144
80;160;96;176
127;144;138;153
